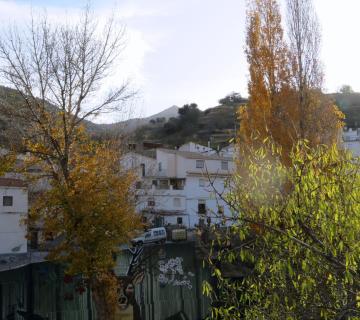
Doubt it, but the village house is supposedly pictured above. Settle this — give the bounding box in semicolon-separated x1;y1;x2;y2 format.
123;142;235;228
0;178;28;255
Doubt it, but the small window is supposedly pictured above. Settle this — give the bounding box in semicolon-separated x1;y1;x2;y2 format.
173;198;181;207
152;180;158;187
196;160;204;168
135;181;142;189
199;179;206;187
221;161;228;170
140;163;145;177
3;196;13;206
198;200;206;214
148;199;155;207
177;217;183;225
158;162;162;172
145;232;151;238
154;230;160;236
159;179;169;190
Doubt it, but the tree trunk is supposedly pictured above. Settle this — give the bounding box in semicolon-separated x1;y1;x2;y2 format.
90;272;118;320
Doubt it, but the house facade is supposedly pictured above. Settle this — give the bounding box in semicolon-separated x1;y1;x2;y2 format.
0;178;28;254
343;127;360;156
125;143;235;228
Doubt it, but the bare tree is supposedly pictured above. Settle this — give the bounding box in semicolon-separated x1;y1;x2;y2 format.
286;0;323;138
0;7;133;179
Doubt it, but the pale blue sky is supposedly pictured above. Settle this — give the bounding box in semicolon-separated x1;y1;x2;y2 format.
0;0;359;123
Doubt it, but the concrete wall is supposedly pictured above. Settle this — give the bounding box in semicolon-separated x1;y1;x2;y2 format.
0;186;28;254
121;153;157;177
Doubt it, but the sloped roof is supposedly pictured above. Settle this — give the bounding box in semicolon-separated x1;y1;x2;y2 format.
0;178;27;188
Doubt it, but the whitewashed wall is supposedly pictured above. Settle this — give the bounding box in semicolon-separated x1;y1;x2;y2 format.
0;186;28;254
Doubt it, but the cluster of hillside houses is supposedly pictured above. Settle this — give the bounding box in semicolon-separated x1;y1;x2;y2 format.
123;142;235;229
1;130;360;256
0;131;359;318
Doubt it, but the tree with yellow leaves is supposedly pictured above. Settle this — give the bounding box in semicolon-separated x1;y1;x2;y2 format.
29;132;140;319
0;153;14;176
0;7;139;319
240;0;298;161
239;0;343;163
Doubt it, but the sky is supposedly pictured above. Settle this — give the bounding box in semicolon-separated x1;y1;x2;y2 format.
0;0;359;123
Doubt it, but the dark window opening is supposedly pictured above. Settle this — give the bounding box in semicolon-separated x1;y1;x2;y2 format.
140;163;145;177
170;178;185;190
3;196;13;207
198;202;206;214
159;179;169;190
177;217;183;225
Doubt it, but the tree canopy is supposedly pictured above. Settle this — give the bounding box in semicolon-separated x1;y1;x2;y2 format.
205;140;360;319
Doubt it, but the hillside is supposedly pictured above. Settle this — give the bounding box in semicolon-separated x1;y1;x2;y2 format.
97;105;179;135
1;86;358;150
132;94;247;149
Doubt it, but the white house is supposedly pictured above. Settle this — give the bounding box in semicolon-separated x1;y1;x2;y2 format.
343;128;360;157
0;178;28;254
178;142;215;154
126;144;235;228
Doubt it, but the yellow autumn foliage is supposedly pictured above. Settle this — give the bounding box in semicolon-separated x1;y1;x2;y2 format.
240;0;344;164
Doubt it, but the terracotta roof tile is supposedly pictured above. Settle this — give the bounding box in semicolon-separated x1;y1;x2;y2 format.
0;178;27;188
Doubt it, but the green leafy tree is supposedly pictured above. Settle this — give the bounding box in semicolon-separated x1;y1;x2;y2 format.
339;85;354;94
205;141;360;319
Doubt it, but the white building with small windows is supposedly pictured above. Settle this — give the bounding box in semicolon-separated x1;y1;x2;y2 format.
0;178;28;254
124;143;235;229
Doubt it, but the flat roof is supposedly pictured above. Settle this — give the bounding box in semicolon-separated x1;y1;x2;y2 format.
157;148;233;161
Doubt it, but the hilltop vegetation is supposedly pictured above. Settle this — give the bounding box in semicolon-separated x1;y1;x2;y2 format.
133;92;247;148
1;86;360;150
329;92;360;128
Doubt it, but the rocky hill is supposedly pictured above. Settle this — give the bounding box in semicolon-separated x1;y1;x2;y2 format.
1;86;358;150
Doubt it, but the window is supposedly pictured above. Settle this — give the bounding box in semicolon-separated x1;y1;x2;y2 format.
196;160;205;168
158;162;162;172
140;163;145;177
145;232;151;239
199;179;206;187
159;179;169;190
135;181;142;189
173;198;181;207
170;178;185;190
3;196;13;206
152;180;158;187
198;200;206;214
154;230;160;236
177;217;183;225
221;161;228;170
148;199;155;207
